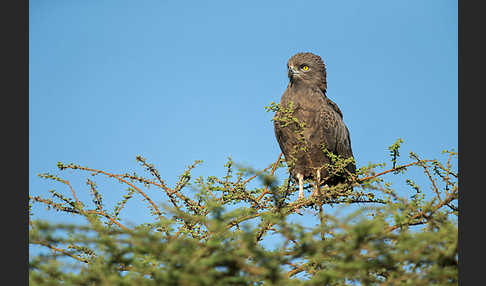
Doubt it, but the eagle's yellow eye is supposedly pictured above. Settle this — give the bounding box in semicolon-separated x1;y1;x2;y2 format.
301;65;309;71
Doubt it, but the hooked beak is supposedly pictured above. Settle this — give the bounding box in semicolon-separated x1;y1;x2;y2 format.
288;66;300;80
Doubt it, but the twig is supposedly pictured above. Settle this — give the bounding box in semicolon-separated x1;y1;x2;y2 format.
287;262;311;277
31;240;89;264
417;160;442;203
358;160;430;183
241;164;275;186
255;153;282;203
85;210;129;231
64;165;163;219
385;191;457;232
200;179;218;201
64;180;80;206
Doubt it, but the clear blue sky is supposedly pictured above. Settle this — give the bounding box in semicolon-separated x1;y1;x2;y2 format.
30;0;457;228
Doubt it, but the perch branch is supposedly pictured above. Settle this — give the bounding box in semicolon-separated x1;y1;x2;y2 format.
256;153;282;202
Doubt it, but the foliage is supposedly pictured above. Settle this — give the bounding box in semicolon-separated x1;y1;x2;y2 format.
29;140;457;285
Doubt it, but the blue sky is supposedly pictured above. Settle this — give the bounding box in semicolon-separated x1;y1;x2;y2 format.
30;0;457;230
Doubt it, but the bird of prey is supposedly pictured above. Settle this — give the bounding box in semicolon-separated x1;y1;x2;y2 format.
273;52;355;200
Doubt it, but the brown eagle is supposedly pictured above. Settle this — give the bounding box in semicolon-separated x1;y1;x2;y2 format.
273;52;355;199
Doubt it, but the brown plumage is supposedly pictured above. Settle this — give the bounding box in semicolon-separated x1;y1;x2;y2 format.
273;52;355;199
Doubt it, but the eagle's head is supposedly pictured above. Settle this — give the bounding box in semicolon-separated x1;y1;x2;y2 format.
287;52;327;92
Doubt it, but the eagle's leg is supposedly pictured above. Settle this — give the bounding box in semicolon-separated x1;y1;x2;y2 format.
297;173;304;199
311;170;321;198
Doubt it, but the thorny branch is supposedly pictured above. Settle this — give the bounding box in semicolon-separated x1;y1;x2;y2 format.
30;147;457;281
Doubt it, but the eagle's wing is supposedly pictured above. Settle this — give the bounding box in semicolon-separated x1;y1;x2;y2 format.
308;92;355;174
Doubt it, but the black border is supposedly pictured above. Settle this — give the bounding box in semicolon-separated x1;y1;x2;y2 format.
3;0;28;284
458;1;483;285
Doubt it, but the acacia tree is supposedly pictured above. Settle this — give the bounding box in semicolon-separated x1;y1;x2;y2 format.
29;108;458;285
